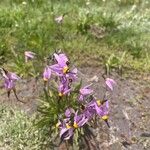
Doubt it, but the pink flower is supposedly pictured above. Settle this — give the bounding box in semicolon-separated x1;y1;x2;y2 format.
4;73;19;91
24;51;36;62
0;68;26;103
0;68;20;90
58;82;71;97
73;111;88;128
57;118;74;140
43;66;51;81
105;78;116;91
87;99;110;127
53;53;69;68
50;53;69;76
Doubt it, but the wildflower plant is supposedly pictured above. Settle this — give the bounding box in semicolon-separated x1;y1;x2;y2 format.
0;68;25;103
37;52;116;149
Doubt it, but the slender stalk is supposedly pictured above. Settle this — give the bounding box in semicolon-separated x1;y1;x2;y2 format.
13;88;25;103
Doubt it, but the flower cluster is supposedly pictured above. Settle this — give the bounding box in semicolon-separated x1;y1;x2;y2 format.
43;53;77;97
0;51;116;141
43;52;116;140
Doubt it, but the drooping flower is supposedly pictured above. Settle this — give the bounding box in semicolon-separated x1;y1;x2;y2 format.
49;53;78;83
86;99;106;115
79;84;93;101
87;99;110;127
0;68;20;91
58;82;71;97
60;125;74;140
58;118;74;140
73;111;88;128
4;79;15;90
4;75;19;92
105;78;116;91
9;72;20;81
0;68;23;102
97;100;110;127
96;100;109;118
50;53;69;76
43;66;51;81
24;51;36;62
59;112;88;140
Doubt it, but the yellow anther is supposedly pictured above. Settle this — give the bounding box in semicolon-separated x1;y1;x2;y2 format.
63;66;69;74
73;122;78;128
96;100;101;106
59;92;63;97
66;123;71;129
43;78;48;81
102;115;109;120
56;122;60;128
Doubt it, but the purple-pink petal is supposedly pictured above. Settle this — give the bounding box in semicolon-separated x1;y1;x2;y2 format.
63;88;71;95
50;64;64;75
80;88;93;95
105;78;116;91
4;79;15;90
96;101;109;117
74;112;88;127
9;73;20;80
65;108;75;118
59;54;68;63
25;51;36;58
43;66;51;80
53;53;68;67
66;68;78;82
79;95;84;101
60;127;73;140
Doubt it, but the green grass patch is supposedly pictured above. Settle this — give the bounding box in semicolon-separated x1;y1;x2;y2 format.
0;105;53;149
0;0;150;75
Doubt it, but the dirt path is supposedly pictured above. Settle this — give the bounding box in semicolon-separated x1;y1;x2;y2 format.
0;67;150;150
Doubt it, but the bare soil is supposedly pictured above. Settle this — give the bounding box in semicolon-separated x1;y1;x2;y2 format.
0;67;150;150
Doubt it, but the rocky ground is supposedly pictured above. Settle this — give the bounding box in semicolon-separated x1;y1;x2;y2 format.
81;67;150;150
0;67;150;150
